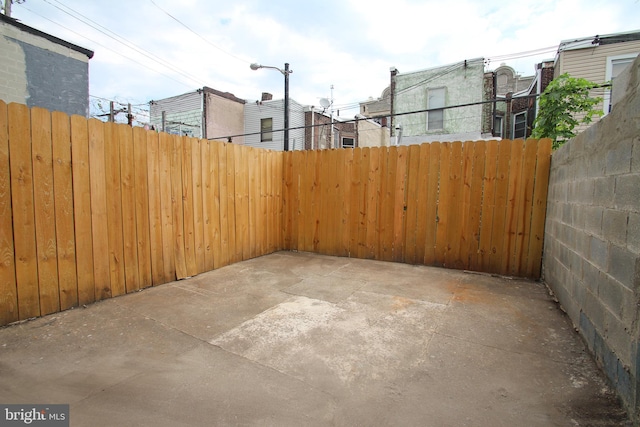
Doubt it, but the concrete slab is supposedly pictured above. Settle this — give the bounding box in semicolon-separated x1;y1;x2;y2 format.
0;252;630;426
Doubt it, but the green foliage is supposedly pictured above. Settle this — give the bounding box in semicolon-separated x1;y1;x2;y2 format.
531;73;604;149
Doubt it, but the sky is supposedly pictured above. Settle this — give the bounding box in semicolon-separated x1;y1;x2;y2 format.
8;0;640;124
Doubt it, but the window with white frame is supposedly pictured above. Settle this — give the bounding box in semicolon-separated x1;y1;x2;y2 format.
260;118;273;142
604;53;638;114
513;112;527;139
427;87;445;130
342;137;355;148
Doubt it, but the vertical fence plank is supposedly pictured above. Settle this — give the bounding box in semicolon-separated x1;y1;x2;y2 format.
414;143;430;264
31;107;60;315
70;115;95;303
119;124;139;293
444;141;464;269
248;148;258;257
88;119;111;300
513;139;538;275
356;147;370;259
378;147;393;261
282;150;293;250
0;101;18;324
404;144;421;264
527;139;552;278
217;143;230;266
423;142;440;264
133;127;152;288
466;140;486;272
349;148;363;257
158;132;175;282
434;143;451;266
104;123;126;297
365;147;380;259
201;139;214;271
51;111;78;310
311;150;322;253
192;138;205;272
458;141;475;270
171;135;188;280
181;137;197;277
501;139;524;275
225;144;237;263
338;149;351;257
9;103;40;319
476;140;498;271
392;145;408;263
298;151;311;252
147;130;164;285
239;145;251;259
210;142;224;268
488;140;512;274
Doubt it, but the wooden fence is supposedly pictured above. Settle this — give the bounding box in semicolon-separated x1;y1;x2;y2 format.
0;101;282;326
282;138;551;277
0;100;551;326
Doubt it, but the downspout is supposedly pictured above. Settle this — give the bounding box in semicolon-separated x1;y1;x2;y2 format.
201;88;206;139
492;72;497;137
311;106;315;149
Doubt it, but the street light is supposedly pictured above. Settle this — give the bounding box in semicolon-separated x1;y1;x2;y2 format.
250;62;292;151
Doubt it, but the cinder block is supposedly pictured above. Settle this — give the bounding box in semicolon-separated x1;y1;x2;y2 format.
606;138;633;175
602;209;629;246
584;288;605;332
616;359;633;406
608;245;638;289
577;178;595;205
589;236;609;270
604;309;632;364
594;176;615;206
584;206;603;237
628;212;640;253
575;230;590;258
583;261;601;294
615;174;640;212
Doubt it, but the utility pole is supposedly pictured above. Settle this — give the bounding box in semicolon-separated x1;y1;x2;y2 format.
3;0;12;17
284;62;290;151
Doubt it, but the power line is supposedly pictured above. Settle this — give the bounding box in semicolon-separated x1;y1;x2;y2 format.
148;0;249;64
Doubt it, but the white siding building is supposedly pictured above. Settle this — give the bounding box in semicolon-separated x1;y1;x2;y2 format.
243;98;305;151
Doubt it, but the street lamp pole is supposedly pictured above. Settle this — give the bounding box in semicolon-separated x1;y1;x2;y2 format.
250;62;293;151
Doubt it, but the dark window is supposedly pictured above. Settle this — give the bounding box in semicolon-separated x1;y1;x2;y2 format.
513;112;527;139
427;88;445;130
342;137;355;148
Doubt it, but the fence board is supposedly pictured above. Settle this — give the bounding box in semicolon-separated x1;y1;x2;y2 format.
0;101;18;324
445;141;464;269
201;140;214;270
210;142;223;269
217;143;230;266
423;142;440;264
434;143;451;266
378;147;393;261
9;103;39;319
458;142;474;269
158;132;175;282
225;144;237;263
31;107;60;315
365;147;380;259
338;149;351;256
489;139;512;273
132;127;152;288
171;135;188;280
248;148;258;258
392;146;408;263
192;138;205;272
104;123;126;297
119;124;139;293
513;139;538;275
414;143;430;264
501;140;523;275
70;116;95;303
477;140;498;271
238;145;250;260
466;141;485;272
181;137;197;277
311;150;322;252
356;148;370;259
527;139;552;278
349;148;362;256
404;144;421;264
52;111;78;310
88;119;112;300
146;130;164;285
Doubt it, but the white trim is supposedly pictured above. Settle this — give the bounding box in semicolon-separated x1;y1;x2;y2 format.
512;111;527;139
604;53;639;114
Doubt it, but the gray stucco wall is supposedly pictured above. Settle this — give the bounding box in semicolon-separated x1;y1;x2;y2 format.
0;18;91;117
542;55;640;422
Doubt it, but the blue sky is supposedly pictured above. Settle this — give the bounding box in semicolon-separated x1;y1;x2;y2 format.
9;0;640;123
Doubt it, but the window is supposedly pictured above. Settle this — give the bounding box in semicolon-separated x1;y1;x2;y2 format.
260;118;273;142
513;112;527;139
342;137;354;148
604;53;638;114
427;88;445;130
494;116;503;138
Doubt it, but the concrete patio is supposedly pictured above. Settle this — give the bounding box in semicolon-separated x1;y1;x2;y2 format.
0;251;630;426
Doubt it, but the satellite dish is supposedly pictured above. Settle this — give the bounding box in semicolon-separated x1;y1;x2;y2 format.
319;98;330;109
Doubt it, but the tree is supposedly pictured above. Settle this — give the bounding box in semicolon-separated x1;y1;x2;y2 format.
531;73;604;149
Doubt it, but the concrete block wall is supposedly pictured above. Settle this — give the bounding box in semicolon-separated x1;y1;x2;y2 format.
543;55;640;421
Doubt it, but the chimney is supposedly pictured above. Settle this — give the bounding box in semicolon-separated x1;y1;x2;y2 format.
261;92;273;101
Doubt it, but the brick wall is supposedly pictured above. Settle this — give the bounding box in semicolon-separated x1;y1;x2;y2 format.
543;55;640;422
